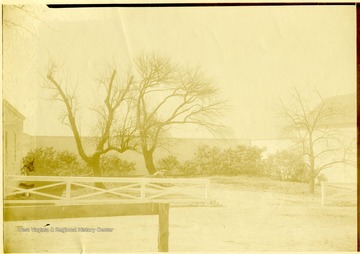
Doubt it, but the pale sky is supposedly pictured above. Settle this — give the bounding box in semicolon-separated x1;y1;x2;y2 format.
3;4;356;139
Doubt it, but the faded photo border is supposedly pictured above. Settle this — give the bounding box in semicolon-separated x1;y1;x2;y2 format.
1;0;358;252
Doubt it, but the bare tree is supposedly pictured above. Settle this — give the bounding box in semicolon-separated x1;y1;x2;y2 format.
45;61;137;180
281;89;355;193
134;53;231;175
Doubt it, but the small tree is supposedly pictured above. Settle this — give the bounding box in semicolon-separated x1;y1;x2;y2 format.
280;89;355;193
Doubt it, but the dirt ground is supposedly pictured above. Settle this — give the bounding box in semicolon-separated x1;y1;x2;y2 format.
4;175;357;252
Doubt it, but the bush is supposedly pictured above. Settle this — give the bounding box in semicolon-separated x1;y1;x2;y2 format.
19;148;91;196
100;154;136;177
22;147;91;176
222;145;265;175
179;160;198;176
22;147;137;177
265;149;308;182
177;145;265;176
193;145;224;175
157;155;181;175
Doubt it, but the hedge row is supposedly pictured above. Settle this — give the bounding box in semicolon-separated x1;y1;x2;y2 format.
22;145;308;182
22;147;135;177
157;145;308;182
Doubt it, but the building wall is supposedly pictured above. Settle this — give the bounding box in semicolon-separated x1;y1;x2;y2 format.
251;138;293;158
3;104;25;175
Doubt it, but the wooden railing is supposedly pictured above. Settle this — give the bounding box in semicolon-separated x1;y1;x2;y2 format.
4;175;210;205
320;182;356;206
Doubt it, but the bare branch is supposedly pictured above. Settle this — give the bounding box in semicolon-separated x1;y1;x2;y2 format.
132;53;231;174
45;59;138;176
46;61;90;164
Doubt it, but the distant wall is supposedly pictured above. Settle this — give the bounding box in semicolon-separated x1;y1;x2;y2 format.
251;138;293;158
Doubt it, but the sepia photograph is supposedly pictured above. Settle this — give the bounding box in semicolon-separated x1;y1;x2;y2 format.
2;2;357;252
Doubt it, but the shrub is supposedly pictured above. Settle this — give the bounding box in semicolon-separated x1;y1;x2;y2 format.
56;150;78;165
157;155;181;175
22;148;136;177
179;160;198;176
193;145;223;175
265;149;308;182
100;154;136;177
222;145;265;175
22;147;91;176
19;148;91;196
178;144;265;176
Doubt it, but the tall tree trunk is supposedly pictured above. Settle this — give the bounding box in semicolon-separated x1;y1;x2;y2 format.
308;133;315;194
142;148;156;175
308;164;316;194
90;154;102;176
92;163;102;177
89;154;105;189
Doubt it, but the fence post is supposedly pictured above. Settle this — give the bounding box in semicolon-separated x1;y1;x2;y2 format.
321;182;325;206
158;203;169;252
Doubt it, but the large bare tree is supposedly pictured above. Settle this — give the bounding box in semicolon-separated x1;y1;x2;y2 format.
134;53;230;175
281;89;355;193
46;62;137;179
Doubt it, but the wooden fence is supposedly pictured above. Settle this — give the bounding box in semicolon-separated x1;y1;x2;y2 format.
4;175;210;205
5;175;211;252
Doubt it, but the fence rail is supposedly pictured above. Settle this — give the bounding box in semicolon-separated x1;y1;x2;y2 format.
4;175;210;205
320;182;356;206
